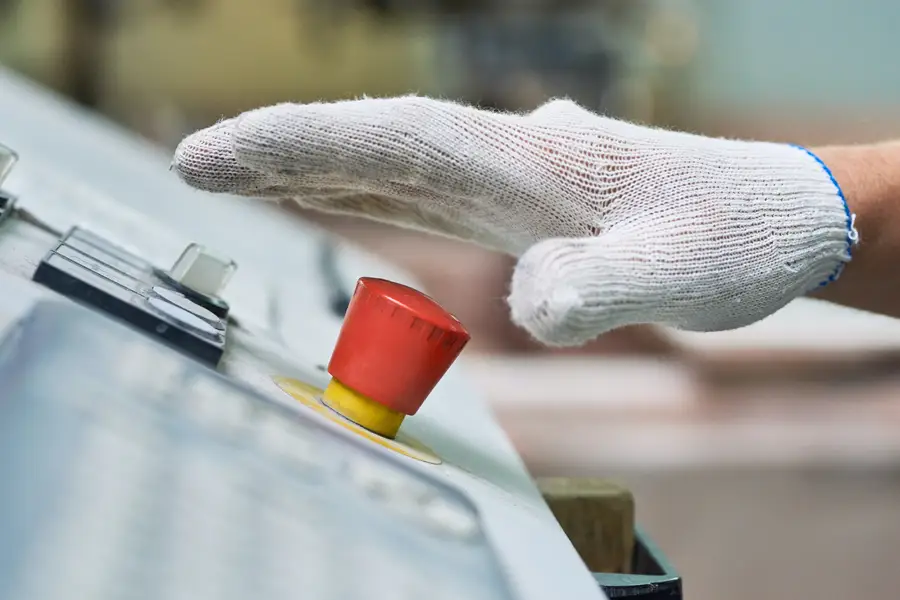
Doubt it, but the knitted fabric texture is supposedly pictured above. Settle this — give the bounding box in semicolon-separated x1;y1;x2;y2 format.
174;97;856;346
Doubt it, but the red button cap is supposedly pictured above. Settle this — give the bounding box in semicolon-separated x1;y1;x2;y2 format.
327;278;470;416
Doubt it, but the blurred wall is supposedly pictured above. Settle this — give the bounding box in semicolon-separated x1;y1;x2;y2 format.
0;0;62;83
689;0;900;112
0;0;440;139
668;0;900;142
103;1;439;122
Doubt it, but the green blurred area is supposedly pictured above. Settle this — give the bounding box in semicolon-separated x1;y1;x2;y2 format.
0;1;438;128
0;0;682;144
4;0;900;147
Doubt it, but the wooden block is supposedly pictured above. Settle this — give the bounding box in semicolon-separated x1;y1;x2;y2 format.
537;478;635;574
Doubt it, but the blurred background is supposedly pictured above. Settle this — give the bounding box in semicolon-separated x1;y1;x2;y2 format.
3;1;900;598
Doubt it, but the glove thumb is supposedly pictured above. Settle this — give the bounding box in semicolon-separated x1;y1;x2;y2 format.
508;235;659;347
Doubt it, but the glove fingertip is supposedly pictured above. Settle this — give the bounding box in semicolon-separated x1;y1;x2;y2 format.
508;238;600;347
173;117;276;194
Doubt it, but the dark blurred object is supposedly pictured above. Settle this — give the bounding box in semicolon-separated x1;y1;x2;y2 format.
436;1;626;113
318;241;353;317
158;0;206;18
355;0;480;15
61;0;113;108
60;0;210;109
0;0;19;20
359;0;395;16
446;11;618;112
79;0;121;26
326;0;638;113
352;0;631;16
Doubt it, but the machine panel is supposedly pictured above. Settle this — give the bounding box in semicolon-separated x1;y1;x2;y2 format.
0;299;513;600
0;66;608;600
32;226;228;366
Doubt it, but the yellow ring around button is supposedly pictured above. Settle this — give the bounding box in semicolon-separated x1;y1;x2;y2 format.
273;377;441;465
322;379;404;439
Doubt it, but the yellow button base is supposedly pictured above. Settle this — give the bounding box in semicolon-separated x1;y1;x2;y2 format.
273;377;440;463
322;379;405;439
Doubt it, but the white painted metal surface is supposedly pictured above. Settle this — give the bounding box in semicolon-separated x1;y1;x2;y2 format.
0;67;605;600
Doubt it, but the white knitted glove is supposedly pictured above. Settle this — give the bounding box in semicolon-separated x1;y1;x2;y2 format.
173;97;857;347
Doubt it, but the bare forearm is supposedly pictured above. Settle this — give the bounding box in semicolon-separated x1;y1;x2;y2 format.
813;142;900;316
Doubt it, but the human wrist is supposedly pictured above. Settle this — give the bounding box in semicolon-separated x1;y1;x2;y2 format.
810;142;900;313
809;145;868;240
782;145;858;288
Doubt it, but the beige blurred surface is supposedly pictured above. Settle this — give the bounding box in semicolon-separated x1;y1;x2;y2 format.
615;467;900;600
480;355;900;600
3;0;436;103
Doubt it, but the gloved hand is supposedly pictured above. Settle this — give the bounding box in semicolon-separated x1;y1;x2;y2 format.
173;97;856;347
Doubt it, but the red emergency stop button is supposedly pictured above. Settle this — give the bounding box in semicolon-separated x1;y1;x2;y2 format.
324;277;470;438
